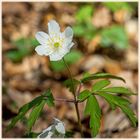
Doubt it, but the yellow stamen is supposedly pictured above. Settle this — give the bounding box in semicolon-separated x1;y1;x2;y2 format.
54;42;59;48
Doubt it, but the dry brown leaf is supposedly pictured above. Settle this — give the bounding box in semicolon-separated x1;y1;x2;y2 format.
104;58;122;74
2;3;27;15
82;55;105;72
114;9;131;23
4;55;50;76
125;19;138;41
124;47;138;70
87;35;101;53
92;7;112;28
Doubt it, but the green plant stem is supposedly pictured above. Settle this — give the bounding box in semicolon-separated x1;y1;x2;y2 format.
62;58;83;137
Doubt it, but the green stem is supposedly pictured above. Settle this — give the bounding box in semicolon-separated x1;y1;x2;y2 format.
62;58;83;137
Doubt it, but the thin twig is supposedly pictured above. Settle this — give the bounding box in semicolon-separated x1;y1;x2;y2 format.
54;97;77;103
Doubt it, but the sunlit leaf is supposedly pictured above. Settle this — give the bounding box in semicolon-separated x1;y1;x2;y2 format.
64;78;80;93
27;100;46;132
98;92;137;127
6;96;43;131
99;87;136;95
84;95;101;137
81;72;125;83
43;89;55;107
92;80;110;92
78;90;91;101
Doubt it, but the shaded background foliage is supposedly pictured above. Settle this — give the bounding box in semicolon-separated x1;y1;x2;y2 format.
2;2;138;138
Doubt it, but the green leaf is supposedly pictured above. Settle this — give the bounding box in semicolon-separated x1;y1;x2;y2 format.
6;37;39;63
73;25;86;36
99;87;136;95
120;105;138;127
75;5;94;23
81;72;125;83
98;92;137;127
100;25;128;49
6;51;24;63
24;132;40;138
92;80;110;92
43;89;55;107
78;90;91;101
103;2;133;12
73;22;96;40
50;50;83;72
13;37;39;48
84;95;101;137
98;93;130;106
64;131;74;138
64;78;80;93
27;100;46;132
6;96;43;131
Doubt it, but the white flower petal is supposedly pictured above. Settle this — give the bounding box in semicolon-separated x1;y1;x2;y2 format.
42;126;52;132
54;118;61;123
55;123;65;134
49;50;64;61
38;125;54;138
69;42;74;49
64;26;73;39
35;45;52;56
65;42;74;50
35;31;49;45
60;42;74;56
62;27;73;48
48;20;60;36
46;131;53;138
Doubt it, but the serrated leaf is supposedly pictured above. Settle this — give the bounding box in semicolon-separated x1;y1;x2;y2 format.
98;92;137;127
27;100;46;132
81;72;125;83
98;92;130;106
99;87;136;95
43;89;55;107
6;96;43;131
64;78;80;93
84;95;101;137
92;80;110;92
83;72;91;79
78;90;91;101
120;105;138;127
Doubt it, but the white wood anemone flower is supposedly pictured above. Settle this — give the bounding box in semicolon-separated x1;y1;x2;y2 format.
35;20;74;61
38;118;65;138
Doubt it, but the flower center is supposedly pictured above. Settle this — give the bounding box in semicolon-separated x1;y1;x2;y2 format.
54;42;60;48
